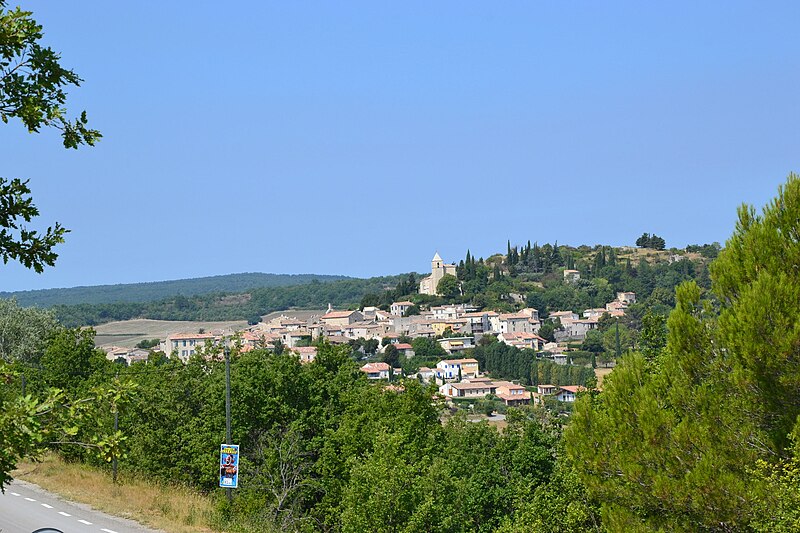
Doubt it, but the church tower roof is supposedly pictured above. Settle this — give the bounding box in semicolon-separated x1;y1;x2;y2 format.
432;252;443;261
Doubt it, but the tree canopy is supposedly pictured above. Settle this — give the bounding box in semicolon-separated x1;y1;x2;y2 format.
566;173;800;530
1;1;100;271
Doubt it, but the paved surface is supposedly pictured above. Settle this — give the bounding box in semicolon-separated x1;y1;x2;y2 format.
0;480;161;533
467;413;507;423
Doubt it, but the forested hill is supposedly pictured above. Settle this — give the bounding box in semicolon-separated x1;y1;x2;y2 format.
1;272;350;307
51;274;408;327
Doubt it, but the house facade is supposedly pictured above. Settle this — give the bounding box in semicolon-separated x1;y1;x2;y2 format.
360;362;391;380
166;332;216;360
435;358;480;380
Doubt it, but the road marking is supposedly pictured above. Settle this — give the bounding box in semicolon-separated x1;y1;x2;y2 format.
78;519;93;525
10;492;19;496
41;503;53;508
24;497;36;501
101;529;119;533
58;511;71;516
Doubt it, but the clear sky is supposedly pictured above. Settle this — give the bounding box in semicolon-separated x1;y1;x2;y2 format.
2;1;799;291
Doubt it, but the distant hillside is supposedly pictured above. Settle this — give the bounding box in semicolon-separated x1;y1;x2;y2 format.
1;272;351;307
51;274;410;327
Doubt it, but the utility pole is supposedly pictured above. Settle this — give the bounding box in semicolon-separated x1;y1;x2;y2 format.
112;407;118;484
224;344;232;504
112;370;119;485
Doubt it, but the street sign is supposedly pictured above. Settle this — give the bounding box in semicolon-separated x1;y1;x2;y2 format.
219;444;239;488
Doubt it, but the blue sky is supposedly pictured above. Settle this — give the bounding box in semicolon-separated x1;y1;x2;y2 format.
2;1;799;291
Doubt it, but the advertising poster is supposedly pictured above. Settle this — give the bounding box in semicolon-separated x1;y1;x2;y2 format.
219;444;239;488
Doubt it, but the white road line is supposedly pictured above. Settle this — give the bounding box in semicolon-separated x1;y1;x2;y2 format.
78;519;93;525
58;511;72;516
41;503;53;508
24;497;36;501
101;529;119;533
9;492;19;496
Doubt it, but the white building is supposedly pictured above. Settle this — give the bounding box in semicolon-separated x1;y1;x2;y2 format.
361;362;391;380
165;332;216;360
390;301;415;316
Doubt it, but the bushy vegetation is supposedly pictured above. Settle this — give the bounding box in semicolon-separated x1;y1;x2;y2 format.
51;275;408;327
2;337;599;532
1;273;352;308
472;340;595;387
565;174;800;531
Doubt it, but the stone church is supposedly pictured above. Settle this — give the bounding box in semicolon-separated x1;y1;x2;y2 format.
419;252;457;295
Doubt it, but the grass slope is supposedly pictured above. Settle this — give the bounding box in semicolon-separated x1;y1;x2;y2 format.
14;454;217;533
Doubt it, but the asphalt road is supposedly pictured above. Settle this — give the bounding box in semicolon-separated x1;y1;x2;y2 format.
0;480;161;533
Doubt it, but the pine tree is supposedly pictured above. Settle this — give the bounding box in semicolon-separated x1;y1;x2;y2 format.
567;174;800;530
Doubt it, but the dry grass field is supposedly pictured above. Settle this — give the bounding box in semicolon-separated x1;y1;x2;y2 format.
14;454;217;533
595;366;614;387
92;319;248;348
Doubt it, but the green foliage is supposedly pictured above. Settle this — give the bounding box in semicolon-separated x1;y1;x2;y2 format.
411;337;446;359
436;273;460;298
638;309;666;365
601;322;634;356
0;357;135;489
0;298;59;363
751;457;800;532
537;321;555;342
471;342;593;387
1;273;352;308
51;274;407;327
0;1;100;271
134;338;160;349
0;1;100;147
496;456;600;533
40;328;106;392
635;232;666;250
686;242;721;258
381;344;399;368
0;178;68;273
580;329;604;353
567;174;800;530
403;304;420;316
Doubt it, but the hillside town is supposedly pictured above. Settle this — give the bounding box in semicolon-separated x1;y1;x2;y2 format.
102;252;634;406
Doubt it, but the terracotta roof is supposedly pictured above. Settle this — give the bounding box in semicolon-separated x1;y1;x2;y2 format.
393;301;414;306
168;333;215;340
322;310;359;319
497;383;527;391
293;347;317;354
361;362;390;372
450;382;496;390
497;393;530;401
559;385;586;393
395;343;413;350
440;358;479;365
500;313;529;320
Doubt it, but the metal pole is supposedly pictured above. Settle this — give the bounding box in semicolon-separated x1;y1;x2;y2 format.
113;370;119;485
224;346;232;504
112;408;118;484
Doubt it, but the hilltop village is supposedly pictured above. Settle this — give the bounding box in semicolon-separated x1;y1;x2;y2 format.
104;251;652;407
